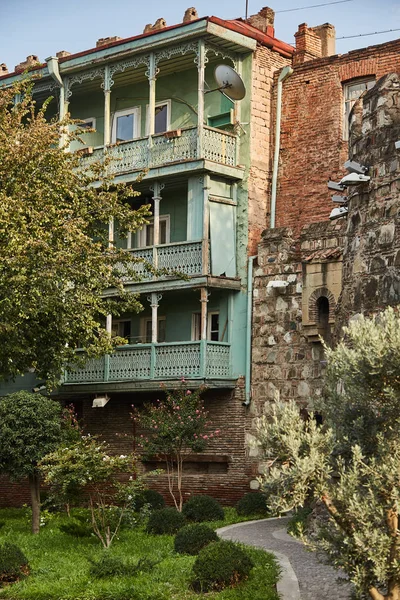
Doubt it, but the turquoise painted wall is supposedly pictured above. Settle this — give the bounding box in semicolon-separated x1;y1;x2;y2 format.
68;58;236;152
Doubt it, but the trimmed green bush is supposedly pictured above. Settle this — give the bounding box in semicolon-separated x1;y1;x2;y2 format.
0;542;29;583
146;507;186;535
191;540;254;592
182;495;224;522
236;492;269;516
174;523;218;555
134;489;165;512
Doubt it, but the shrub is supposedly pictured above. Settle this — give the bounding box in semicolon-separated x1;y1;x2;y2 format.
236;493;269;516
134;489;165;512
191;540;254;592
182;495;224;522
146;507;186;535
59;519;93;538
0;542;29;583
174;523;218;555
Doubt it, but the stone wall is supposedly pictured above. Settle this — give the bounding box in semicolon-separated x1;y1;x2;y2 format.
335;72;400;332
274;37;400;237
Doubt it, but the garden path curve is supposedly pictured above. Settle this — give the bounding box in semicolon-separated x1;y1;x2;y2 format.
217;516;353;600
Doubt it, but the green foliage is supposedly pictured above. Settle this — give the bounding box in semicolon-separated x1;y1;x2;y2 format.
256;307;400;600
89;554;158;579
235;493;269;517
287;507;312;538
191;540;254;592
0;508;279;600
0;80;150;387
0;542;28;584
40;435;136;548
59;520;93;538
134;489;165;512
0;392;72;481
182;495;224;522
0;392;80;533
146;507;186;535
134;382;219;511
174;523;218;555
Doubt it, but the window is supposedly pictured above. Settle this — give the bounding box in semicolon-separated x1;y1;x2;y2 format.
79;117;96;131
112;107;141;143
343;78;375;140
191;312;220;341
146;100;171;134
140;316;166;343
137;215;170;248
111;320;132;343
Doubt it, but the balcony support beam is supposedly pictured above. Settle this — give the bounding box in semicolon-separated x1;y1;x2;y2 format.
147;52;157;148
103;65;111;147
148;293;162;344
200;288;209;341
197;39;206;158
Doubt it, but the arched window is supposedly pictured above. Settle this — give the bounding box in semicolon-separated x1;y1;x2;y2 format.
316;296;330;341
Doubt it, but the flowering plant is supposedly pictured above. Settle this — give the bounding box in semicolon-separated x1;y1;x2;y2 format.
133;381;219;511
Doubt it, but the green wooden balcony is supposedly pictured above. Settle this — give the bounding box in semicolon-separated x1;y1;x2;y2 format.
128;240;205;280
83;126;237;175
63;341;231;384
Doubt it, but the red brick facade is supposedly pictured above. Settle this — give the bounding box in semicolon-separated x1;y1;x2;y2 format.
274;37;400;236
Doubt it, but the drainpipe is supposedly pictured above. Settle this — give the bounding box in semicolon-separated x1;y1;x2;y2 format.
46;56;63;88
244;255;257;406
270;65;293;229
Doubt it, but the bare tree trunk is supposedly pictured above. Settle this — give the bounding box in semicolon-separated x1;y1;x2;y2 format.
29;472;41;534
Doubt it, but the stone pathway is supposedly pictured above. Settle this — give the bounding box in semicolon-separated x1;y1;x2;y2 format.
217;517;353;600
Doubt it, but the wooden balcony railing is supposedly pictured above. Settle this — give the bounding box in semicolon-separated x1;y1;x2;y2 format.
63;341;231;384
83;126;237;175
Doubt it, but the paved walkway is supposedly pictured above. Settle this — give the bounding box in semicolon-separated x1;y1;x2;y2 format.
217;516;353;600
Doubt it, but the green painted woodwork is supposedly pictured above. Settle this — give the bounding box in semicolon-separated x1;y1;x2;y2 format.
187;177;204;240
209;176;233;199
209;201;236;277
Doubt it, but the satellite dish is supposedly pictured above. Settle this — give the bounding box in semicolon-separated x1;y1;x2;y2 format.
206;65;246;101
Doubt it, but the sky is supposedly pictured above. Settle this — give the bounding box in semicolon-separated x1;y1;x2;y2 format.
0;0;399;72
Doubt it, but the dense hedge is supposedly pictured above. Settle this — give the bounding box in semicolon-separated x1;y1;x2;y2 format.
235;492;269;516
191;540;254;591
0;542;29;584
146;507;186;535
174;523;218;555
182;495;224;522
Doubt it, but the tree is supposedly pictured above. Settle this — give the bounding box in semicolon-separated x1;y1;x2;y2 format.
256;307;400;600
0;80;150;387
133;382;219;511
40;435;137;548
0;391;79;534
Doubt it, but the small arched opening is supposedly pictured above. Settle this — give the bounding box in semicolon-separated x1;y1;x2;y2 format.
316;296;330;342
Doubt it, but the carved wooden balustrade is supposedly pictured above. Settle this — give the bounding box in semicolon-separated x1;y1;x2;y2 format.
64;340;231;383
83;126;237;175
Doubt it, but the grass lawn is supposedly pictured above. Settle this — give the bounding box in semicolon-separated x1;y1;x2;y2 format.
0;508;279;600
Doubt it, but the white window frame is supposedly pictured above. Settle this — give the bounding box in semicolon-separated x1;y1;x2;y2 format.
191;311;220;341
140;316;166;343
79;117;96;131
343;77;375;140
137;214;170;248
111;107;141;143
146;100;171;135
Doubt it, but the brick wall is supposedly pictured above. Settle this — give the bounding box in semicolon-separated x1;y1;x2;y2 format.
274;38;400;238
0;383;253;508
247;45;290;255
